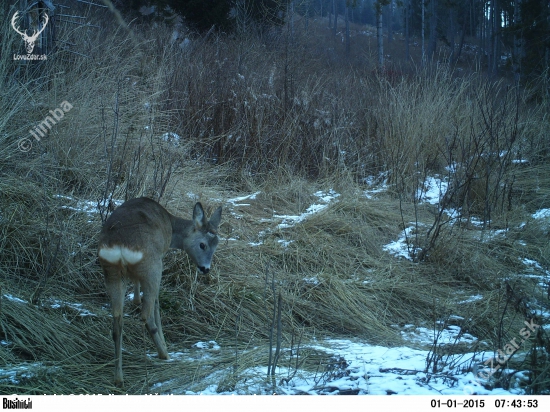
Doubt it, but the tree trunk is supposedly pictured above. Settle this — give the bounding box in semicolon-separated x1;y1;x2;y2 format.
449;7;456;63
333;0;337;36
481;3;491;66
470;0;474;37
454;15;467;65
290;0;294;40
376;2;384;67
345;2;350;58
428;0;437;57
305;0;309;31
490;0;501;76
405;0;410;60
546;6;550;97
480;1;486;66
422;0;425;62
513;0;523;82
387;3;393;43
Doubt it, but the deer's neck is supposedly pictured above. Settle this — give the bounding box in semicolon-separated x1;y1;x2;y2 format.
169;216;193;250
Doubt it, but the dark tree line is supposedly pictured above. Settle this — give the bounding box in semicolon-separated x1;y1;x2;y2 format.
327;0;549;82
120;0;548;83
120;0;286;32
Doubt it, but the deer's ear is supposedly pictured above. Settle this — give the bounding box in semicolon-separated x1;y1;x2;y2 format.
193;202;206;229
209;207;222;230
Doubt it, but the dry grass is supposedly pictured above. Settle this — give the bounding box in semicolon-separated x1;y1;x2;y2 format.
1;5;549;394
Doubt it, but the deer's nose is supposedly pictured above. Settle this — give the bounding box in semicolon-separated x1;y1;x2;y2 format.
199;266;209;274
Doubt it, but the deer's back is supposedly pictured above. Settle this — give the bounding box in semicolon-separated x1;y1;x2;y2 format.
98;198;173;269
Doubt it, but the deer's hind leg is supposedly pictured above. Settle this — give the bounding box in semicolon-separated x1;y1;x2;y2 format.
138;259;169;360
133;280;141;305
104;267;126;387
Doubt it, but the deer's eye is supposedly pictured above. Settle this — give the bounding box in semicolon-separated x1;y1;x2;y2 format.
200;243;206;250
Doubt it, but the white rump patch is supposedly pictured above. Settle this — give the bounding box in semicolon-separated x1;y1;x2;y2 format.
99;245;143;265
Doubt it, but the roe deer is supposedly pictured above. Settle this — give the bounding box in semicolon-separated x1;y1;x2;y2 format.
98;197;222;386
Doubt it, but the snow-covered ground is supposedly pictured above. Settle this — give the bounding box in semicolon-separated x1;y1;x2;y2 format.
150;328;525;395
0;323;539;395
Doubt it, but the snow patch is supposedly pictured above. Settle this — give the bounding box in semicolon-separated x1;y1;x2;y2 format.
458;295;484;304
363;173;389;198
275;189;340;229
193;341;221;350
401;325;477;346
227;192;261;205
418;176;448;205
532;209;550;220
383;226;420;260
